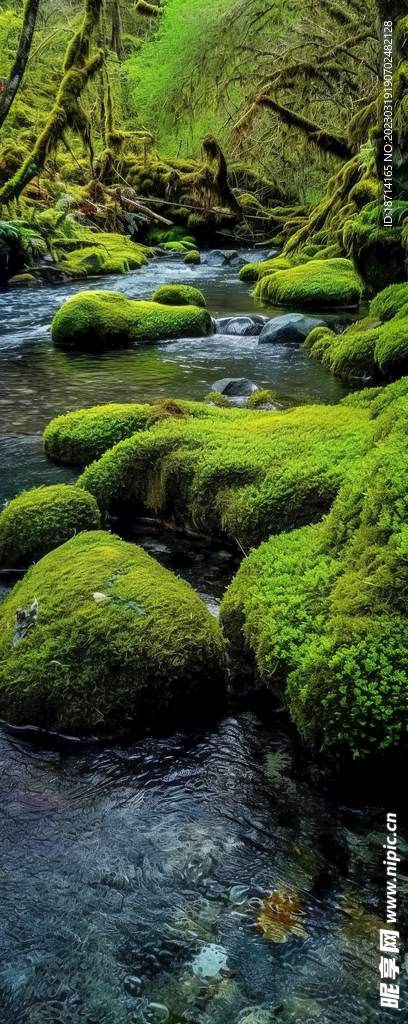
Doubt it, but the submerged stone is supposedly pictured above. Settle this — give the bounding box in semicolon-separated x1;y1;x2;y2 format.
0;531;227;732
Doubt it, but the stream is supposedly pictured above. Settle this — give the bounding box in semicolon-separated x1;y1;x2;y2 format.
0;255;406;1024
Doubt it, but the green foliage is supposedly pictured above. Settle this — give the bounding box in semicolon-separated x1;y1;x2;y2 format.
0;531;227;731
220;380;408;757
151;283;206;307
51;290;213;351
254;258;361;310
0;485;100;568
75;401;371;549
43;403;151;467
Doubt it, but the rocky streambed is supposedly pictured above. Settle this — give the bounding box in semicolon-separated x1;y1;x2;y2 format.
0;252;406;1024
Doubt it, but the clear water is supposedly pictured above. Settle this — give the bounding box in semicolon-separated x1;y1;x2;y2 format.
0;257;405;1024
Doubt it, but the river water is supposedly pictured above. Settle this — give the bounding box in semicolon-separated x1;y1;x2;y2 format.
0;256;406;1023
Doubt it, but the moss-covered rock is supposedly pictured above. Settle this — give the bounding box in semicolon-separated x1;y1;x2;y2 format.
43;403;151;467
76;402;371;549
0;485;101;568
56;234;152;279
369;283;408;322
151;284;206;307
0;531;227;732
254;258;361;310
8;273;39;287
184;249;200;264
220;380;408;758
305;287;408;383
239;254;306;283
51;291;213;351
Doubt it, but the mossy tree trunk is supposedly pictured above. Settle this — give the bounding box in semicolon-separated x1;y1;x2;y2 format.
0;0;104;208
0;0;41;130
110;0;124;60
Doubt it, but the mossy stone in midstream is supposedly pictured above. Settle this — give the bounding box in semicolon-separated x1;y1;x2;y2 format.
0;484;101;568
254;258;361;310
0;531;227;732
51;290;213;351
151;283;206;307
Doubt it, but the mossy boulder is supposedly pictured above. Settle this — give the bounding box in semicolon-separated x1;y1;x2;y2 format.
0;485;101;568
151;284;206;307
8;273;39;287
184;249;200;264
220;380;408;758
254;259;361;310
43;403;151;467
56;234;152;279
51;291;213;351
305;285;408;383
0;531;227;732
204;391;231;407
76;402;370;550
369;283;408;322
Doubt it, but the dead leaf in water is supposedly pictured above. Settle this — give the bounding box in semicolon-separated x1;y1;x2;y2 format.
255;890;307;943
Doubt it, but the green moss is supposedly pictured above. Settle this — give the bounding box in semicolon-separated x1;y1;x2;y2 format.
246;390;276;408
254;259;361;310
306;301;408;383
374;317;408;379
220;383;408;757
8;273;39;287
0;485;100;568
184;249;200;264
348;179;380;208
239;254;306;283
76;402;371;550
51;291;213;351
147;226;197;246
161;240;190;251
204;392;231;407
151;284;206;307
43;403;151;467
312;243;343;260
369;283;408;322
343;205;407;296
0;531;227;732
57;234;151;279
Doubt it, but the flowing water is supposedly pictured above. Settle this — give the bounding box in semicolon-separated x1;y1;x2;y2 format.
0;256;406;1024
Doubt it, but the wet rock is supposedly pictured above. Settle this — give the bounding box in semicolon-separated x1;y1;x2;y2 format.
202;249;242;267
214;315;269;336
212;377;258;397
258;312;325;344
8;273;39;288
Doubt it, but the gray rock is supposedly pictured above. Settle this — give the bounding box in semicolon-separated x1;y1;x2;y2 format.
203;249;240;267
214;315;269;337
212;377;258;396
258;312;325;345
